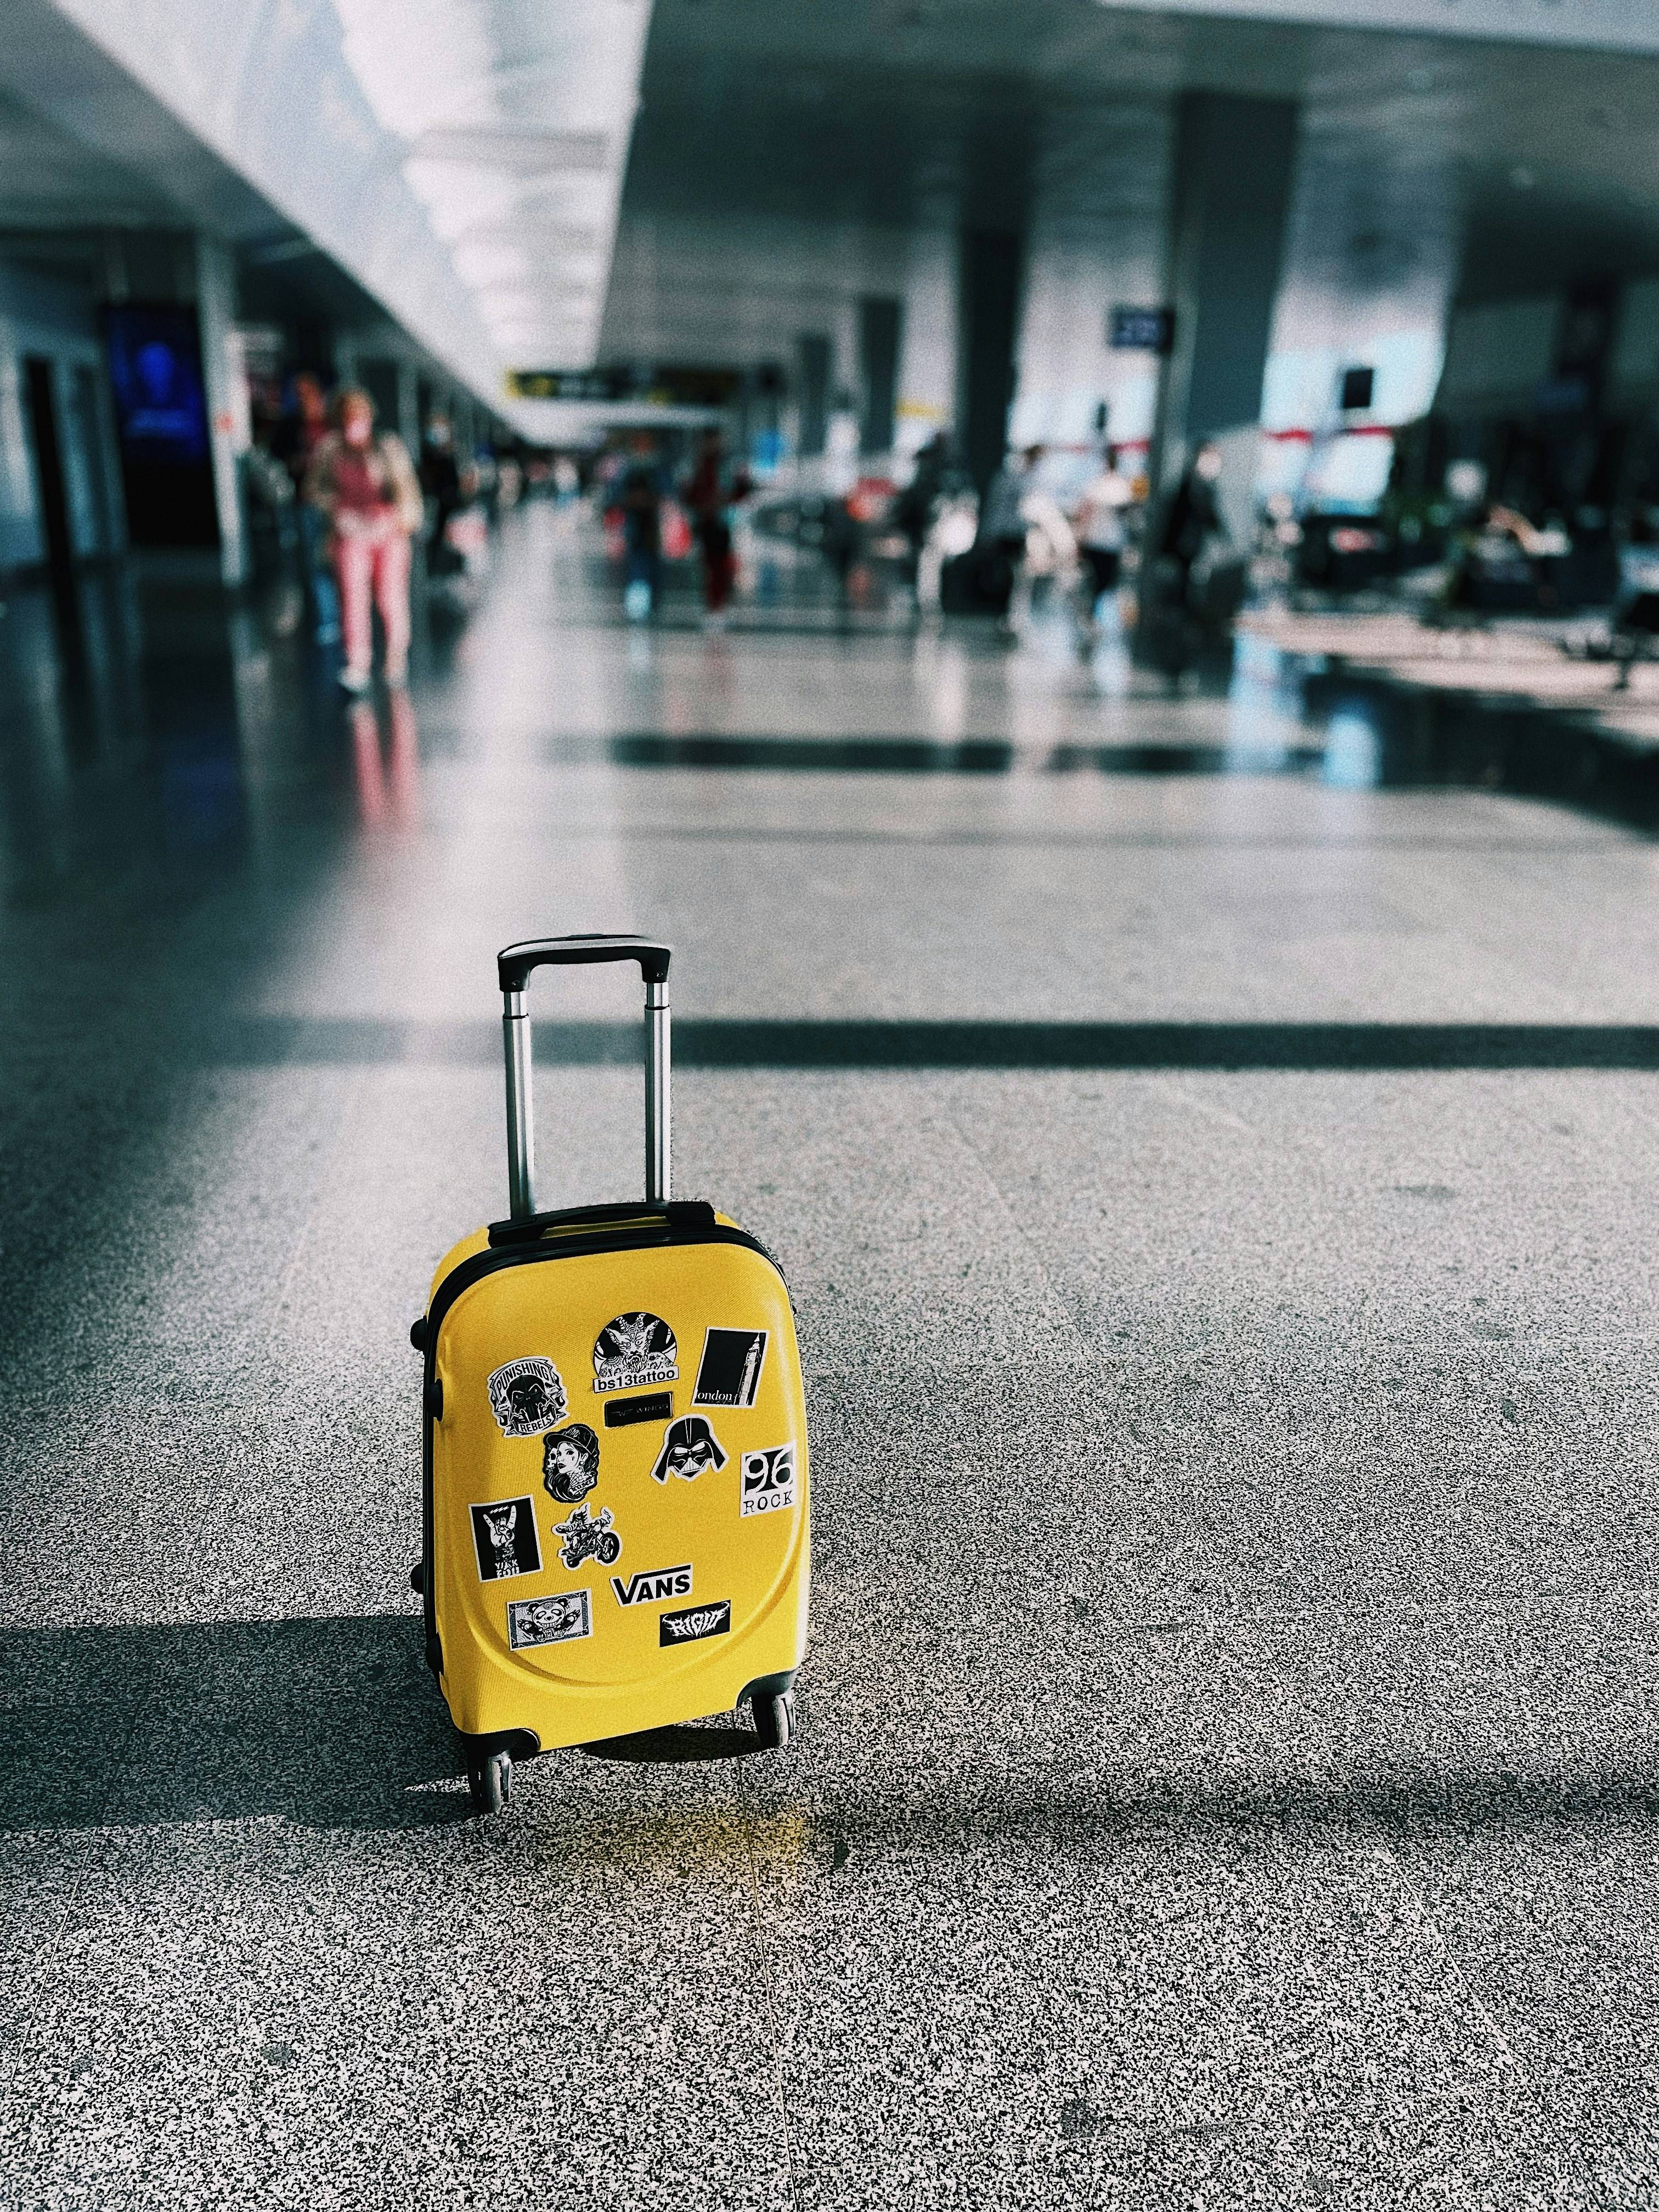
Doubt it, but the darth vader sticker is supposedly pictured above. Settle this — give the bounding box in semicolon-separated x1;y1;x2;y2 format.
470;1497;542;1581
649;1415;727;1486
487;1356;567;1437
592;1313;678;1393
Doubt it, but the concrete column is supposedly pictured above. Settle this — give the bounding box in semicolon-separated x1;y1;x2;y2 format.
194;234;248;586
396;360;421;458
958;229;1024;496
1153;93;1299;505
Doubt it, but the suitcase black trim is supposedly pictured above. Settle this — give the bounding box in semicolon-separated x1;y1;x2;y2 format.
420;1211;788;1679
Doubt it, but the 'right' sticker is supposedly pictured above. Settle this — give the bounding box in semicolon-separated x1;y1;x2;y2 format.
740;1443;797;1519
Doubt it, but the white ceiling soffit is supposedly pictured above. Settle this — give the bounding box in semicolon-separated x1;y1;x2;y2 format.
1088;0;1659;52
334;0;651;379
36;0;652;424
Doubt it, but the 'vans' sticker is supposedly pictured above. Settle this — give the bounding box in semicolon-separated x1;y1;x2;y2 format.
593;1313;678;1393
605;1391;672;1430
507;1590;590;1650
740;1444;797;1519
612;1563;693;1607
470;1497;542;1581
541;1423;601;1505
659;1599;731;1647
692;1328;768;1408
488;1356;567;1437
553;1502;621;1572
649;1415;727;1486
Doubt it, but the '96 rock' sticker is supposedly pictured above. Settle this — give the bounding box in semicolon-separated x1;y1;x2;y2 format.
488;1357;567;1437
740;1443;797;1519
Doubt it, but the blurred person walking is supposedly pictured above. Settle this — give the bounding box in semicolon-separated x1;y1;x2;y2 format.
618;434;666;622
682;428;749;627
420;414;464;577
271;373;340;643
305;387;423;693
1074;444;1133;633
978;443;1045;633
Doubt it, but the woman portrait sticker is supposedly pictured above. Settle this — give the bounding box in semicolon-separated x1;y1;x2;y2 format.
542;1422;602;1504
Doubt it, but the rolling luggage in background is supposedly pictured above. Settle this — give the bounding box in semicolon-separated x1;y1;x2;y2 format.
411;935;810;1814
940;542;1014;616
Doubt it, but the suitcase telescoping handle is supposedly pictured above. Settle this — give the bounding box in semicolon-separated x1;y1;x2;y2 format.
496;935;673;1219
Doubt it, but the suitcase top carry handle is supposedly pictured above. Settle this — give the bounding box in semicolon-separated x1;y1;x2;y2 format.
498;935;671;993
498;934;672;1219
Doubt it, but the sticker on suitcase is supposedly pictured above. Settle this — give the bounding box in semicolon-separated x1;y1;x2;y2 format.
648;1414;727;1485
740;1443;797;1519
612;1562;693;1607
541;1422;601;1505
692;1328;768;1408
659;1599;731;1647
552;1502;622;1571
487;1356;568;1437
592;1312;678;1393
507;1590;591;1650
470;1497;543;1581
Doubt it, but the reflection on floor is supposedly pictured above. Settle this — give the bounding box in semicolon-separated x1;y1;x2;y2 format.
4;506;1659;2207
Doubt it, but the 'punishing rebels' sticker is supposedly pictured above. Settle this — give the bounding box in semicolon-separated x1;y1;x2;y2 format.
487;1356;567;1437
692;1328;768;1408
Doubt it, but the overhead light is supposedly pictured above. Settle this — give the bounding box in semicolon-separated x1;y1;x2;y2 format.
410;127;611;176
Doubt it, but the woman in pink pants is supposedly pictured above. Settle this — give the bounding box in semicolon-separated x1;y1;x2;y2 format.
304;389;424;693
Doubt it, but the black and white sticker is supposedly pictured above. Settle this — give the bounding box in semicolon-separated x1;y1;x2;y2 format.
611;1562;693;1608
648;1414;728;1486
592;1313;678;1394
692;1328;768;1408
507;1589;591;1650
541;1421;601;1504
470;1496;543;1581
487;1356;567;1438
604;1391;672;1430
740;1443;797;1519
552;1502;622;1572
659;1599;731;1647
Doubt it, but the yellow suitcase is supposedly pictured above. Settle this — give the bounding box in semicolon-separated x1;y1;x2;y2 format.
411;936;809;1813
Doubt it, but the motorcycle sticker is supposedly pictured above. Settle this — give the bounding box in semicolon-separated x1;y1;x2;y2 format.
692;1328;768;1408
470;1497;542;1582
542;1422;601;1505
740;1443;797;1520
592;1312;678;1393
659;1599;731;1647
507;1590;591;1650
604;1391;672;1430
487;1356;567;1438
648;1414;727;1486
553;1502;622;1572
611;1563;693;1608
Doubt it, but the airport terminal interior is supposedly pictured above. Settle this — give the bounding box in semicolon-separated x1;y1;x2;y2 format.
9;1;1659;2205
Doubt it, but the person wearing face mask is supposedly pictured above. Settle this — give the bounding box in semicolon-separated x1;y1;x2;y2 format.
304;388;424;693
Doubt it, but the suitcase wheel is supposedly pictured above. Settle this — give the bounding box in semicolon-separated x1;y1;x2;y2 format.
749;1691;795;1753
467;1747;512;1816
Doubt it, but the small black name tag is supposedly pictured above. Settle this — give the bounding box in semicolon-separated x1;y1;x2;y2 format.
605;1391;673;1429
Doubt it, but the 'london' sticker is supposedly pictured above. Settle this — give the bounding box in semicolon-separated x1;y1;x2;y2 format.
649;1414;727;1486
740;1444;797;1519
507;1590;591;1650
592;1313;678;1393
470;1497;542;1582
612;1562;693;1608
553;1502;622;1571
488;1356;567;1438
541;1422;601;1505
659;1599;731;1647
692;1328;768;1408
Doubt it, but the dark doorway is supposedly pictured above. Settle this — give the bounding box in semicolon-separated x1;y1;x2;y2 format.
23;358;75;590
859;296;902;457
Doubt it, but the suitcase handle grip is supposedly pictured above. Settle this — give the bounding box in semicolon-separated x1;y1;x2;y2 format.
498;935;671;992
497;935;672;1219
